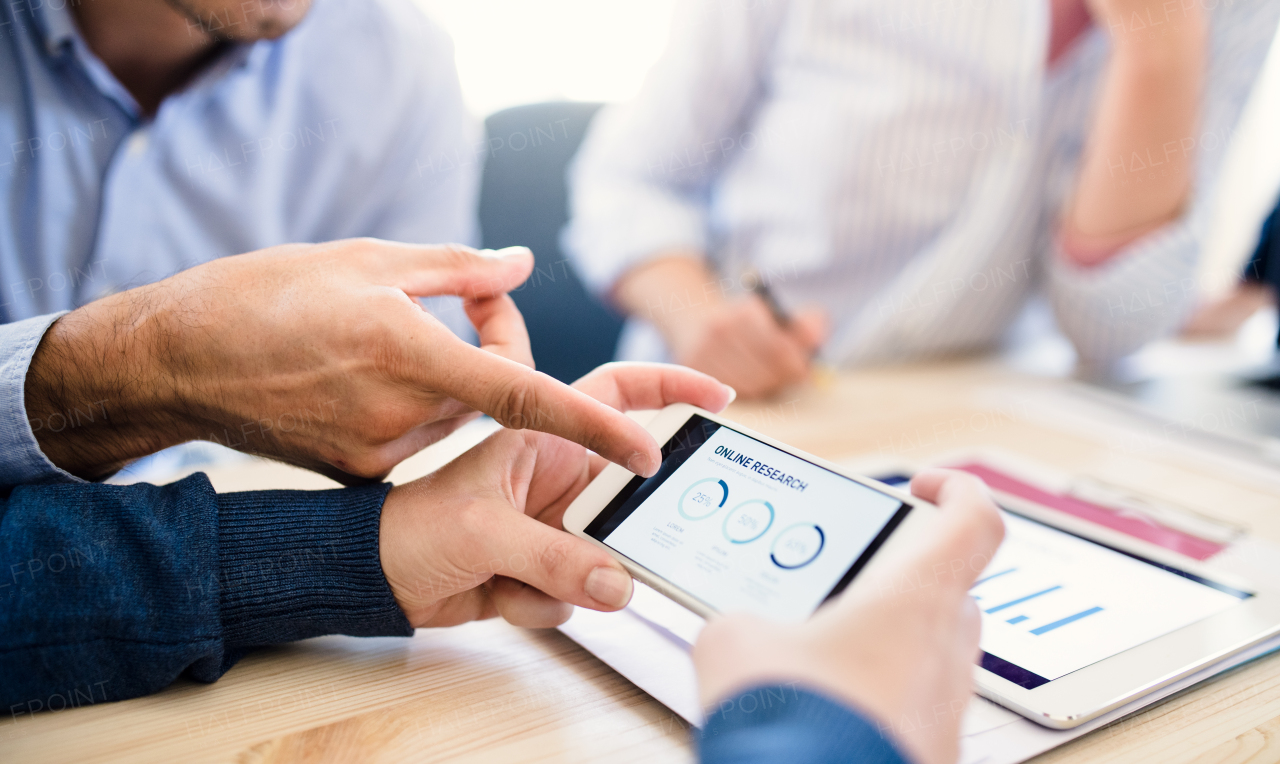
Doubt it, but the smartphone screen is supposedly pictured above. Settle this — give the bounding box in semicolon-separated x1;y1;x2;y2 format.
584;415;912;622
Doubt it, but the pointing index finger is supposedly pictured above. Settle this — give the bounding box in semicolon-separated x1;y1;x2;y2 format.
435;339;662;476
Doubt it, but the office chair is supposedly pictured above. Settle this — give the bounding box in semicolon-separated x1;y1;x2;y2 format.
1243;193;1280;348
478;101;625;384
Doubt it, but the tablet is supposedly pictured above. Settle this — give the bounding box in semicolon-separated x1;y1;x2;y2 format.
562;404;939;623
874;473;1280;728
565;403;1280;729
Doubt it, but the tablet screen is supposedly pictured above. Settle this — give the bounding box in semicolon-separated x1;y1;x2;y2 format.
584;415;911;622
875;475;1253;690
976;513;1250;688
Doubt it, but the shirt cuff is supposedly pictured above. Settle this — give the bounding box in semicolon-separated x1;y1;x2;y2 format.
0;312;86;492
563;192;709;297
216;482;413;648
564;116;711;297
1048;217;1199;367
698;685;909;764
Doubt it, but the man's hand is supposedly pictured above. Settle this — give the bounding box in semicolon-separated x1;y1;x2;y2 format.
692;470;1004;764
25;239;682;483
378;362;733;628
615;255;827;399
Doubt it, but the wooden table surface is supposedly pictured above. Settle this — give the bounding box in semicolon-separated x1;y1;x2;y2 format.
7;358;1280;764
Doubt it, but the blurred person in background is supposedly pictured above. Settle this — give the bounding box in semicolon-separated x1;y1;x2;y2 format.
566;0;1280;398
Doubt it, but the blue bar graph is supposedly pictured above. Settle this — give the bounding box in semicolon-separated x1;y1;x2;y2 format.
1031;606;1103;635
984;585;1062;614
971;567;1017;588
1006;615;1028;625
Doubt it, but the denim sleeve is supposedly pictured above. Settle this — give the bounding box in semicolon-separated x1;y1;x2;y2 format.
0;474;412;715
0;312;83;492
699;685;910;764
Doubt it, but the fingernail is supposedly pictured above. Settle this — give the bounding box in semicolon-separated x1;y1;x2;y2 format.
585;567;633;609
627;450;658;478
722;384;737;407
494;246;532;260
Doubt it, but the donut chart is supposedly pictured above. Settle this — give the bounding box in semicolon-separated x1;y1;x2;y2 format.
679;478;730;520
771;523;826;569
722;499;775;544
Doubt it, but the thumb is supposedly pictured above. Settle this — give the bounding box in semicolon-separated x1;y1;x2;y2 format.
825;471;1003;625
484;510;635;612
907;469;1006;591
385;243;535;299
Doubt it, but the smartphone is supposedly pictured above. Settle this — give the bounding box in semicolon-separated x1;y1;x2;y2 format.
562;404;939;621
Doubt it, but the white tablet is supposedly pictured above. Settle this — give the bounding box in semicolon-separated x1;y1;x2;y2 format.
852;472;1280;728
564;404;1280;729
563;403;939;624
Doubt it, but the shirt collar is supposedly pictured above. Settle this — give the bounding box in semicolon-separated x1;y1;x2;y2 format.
34;0;77;57
31;3;265;121
190;41;261;90
35;2;143;120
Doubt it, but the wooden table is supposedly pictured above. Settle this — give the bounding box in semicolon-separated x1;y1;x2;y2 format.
8;358;1280;763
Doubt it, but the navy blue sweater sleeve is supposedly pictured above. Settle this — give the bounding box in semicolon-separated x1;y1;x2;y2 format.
0;474;412;713
699;685;910;764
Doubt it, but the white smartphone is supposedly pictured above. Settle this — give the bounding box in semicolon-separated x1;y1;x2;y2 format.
562;403;939;622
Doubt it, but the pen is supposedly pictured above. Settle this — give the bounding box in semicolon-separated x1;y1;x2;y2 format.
749;271;793;329
746;269;836;389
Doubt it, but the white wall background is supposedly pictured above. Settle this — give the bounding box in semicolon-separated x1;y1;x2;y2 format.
412;0;678;117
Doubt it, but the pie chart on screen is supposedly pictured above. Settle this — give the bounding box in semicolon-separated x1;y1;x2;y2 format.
722;499;774;544
679;478;729;520
771;523;825;569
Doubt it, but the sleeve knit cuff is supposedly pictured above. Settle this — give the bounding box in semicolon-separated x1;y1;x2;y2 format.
216;483;413;647
698;684;909;764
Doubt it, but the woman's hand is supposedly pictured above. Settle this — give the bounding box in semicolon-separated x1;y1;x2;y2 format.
1063;0;1206;263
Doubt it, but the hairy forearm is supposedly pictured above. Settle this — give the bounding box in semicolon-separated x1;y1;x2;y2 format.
1064;7;1206;265
24;285;195;480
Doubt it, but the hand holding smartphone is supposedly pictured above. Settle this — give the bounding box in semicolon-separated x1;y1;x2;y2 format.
563;403;939;622
564;403;1280;730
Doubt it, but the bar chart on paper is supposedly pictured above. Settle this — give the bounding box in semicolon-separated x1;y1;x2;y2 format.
974;513;1247;685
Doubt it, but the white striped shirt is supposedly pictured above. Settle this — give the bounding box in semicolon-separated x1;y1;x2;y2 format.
564;0;1280;367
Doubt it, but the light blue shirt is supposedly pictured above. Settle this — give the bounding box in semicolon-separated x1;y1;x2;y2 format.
0;0;481;489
